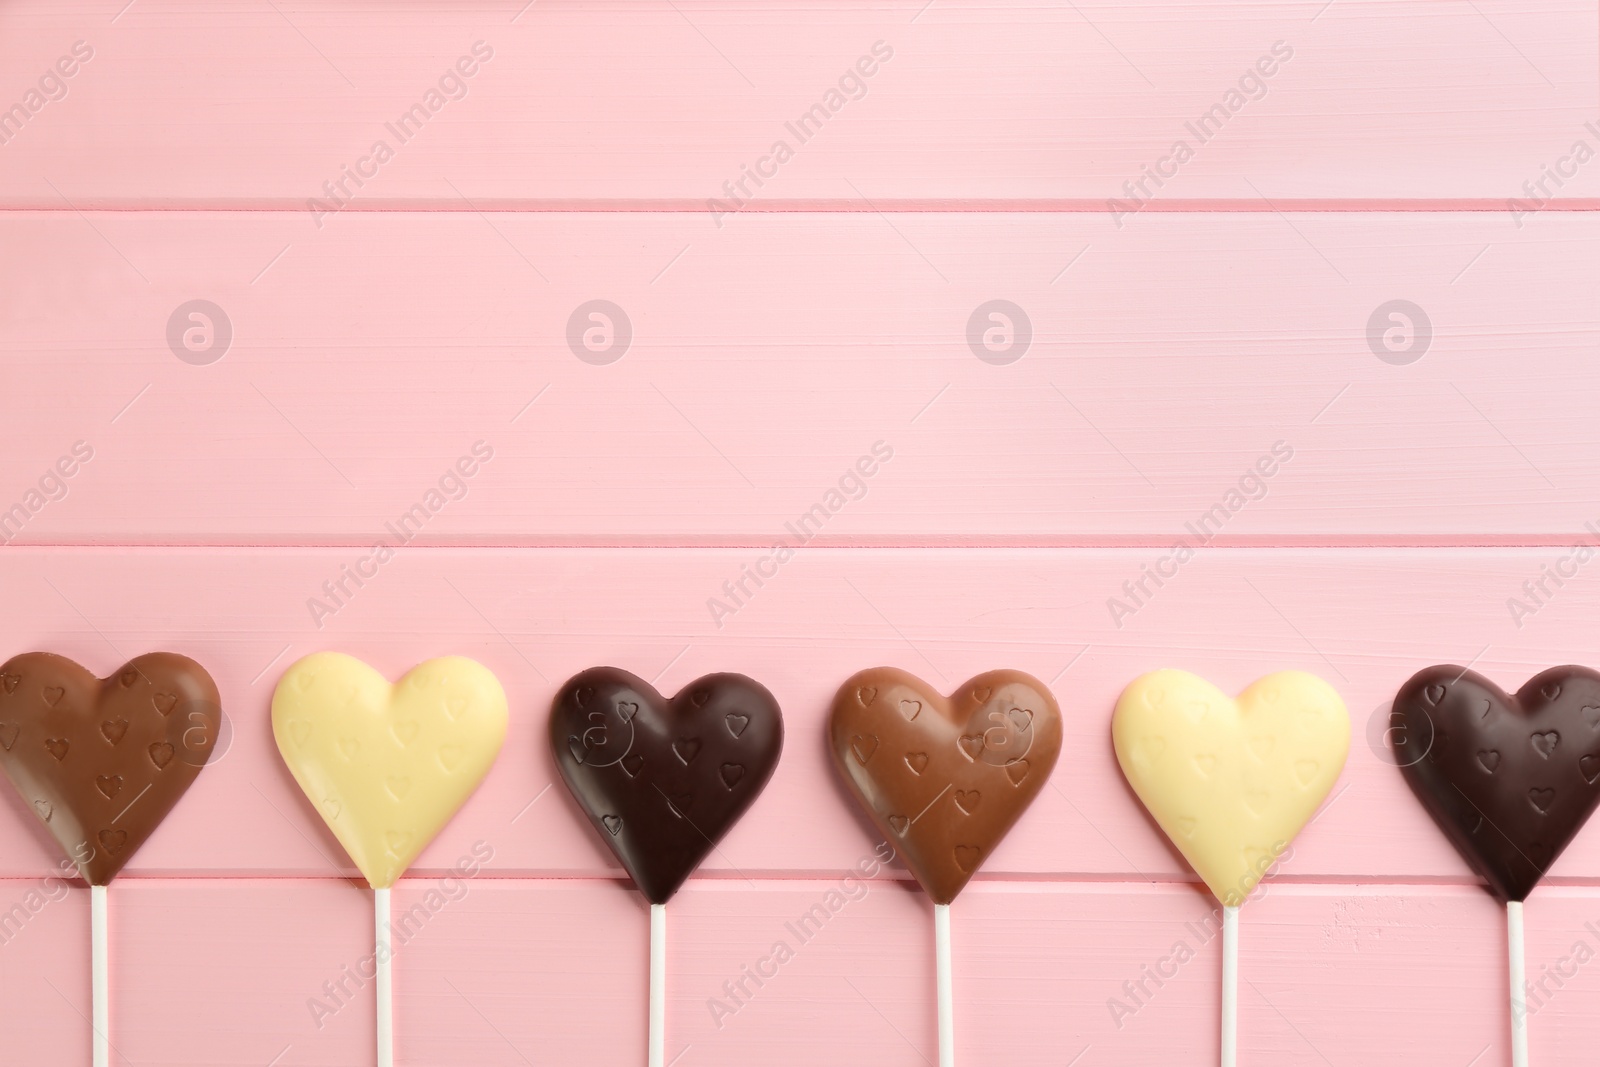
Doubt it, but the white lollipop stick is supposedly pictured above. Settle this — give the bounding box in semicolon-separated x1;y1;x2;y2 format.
649;903;667;1067
934;902;955;1067
91;884;109;1067
1220;904;1239;1067
1508;900;1528;1067
375;887;393;1067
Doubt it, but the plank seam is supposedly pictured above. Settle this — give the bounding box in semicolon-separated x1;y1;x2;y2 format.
3;540;1598;551
2;201;1599;214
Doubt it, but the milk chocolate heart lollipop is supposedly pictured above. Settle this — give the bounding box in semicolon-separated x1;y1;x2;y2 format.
828;667;1062;904
1391;665;1600;1067
551;666;783;1067
0;651;220;883
0;650;221;1067
830;667;1061;1067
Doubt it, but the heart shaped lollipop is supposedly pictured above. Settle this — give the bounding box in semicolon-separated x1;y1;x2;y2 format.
828;667;1062;904
1112;668;1349;1065
1392;664;1600;1067
550;667;784;904
272;652;507;888
1113;669;1349;905
551;666;783;1067
830;667;1061;1067
0;651;220;883
0;651;221;1066
1391;665;1600;902
272;651;507;1067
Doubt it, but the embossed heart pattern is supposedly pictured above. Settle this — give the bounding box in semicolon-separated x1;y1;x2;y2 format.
550;667;784;904
828;667;1063;904
271;652;508;889
1113;669;1350;907
7;649;1594;909
1392;665;1600;902
0;652;221;885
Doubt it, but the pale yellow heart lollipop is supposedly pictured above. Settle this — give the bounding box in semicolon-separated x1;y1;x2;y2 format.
1112;669;1349;905
271;652;507;888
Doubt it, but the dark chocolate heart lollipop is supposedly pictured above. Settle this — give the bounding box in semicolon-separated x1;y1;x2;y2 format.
0;652;222;884
1392;665;1600;901
550;667;783;903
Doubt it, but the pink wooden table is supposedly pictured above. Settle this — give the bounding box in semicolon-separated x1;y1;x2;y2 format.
2;1;1599;1063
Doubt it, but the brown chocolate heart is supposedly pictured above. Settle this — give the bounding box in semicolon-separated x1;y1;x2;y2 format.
550;667;784;904
0;652;221;884
1393;664;1600;902
829;667;1062;903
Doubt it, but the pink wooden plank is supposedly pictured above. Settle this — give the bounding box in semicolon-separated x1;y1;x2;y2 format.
394;878;653;1066
1520;887;1600;1067
112;878;372;1067
3;0;1587;1061
963;882;1509;1066
0;1;1594;206
60;878;1572;1066
0;874;92;1064
3;547;1600;884
653;878;936;1067
2;211;1598;544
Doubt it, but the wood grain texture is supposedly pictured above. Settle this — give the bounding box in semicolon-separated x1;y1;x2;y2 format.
110;879;372;1067
3;211;1598;544
4;0;1595;1061
0;1;1595;206
0;875;92;1064
6;876;1590;1065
